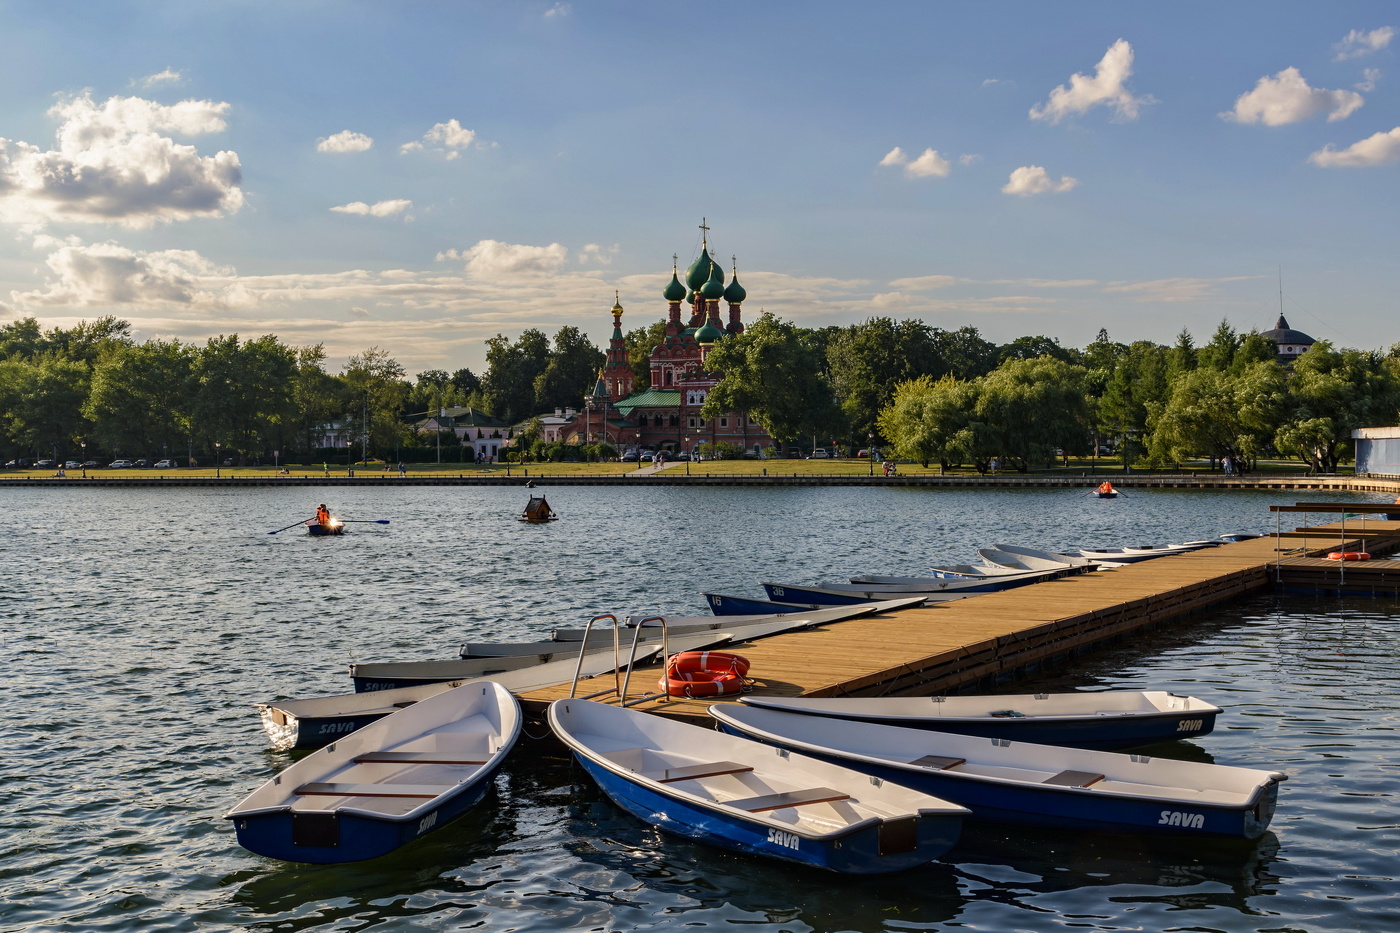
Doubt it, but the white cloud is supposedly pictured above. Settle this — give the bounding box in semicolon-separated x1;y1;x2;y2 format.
10;240;233;308
958;153;981;166
1334;26;1395;61
439;239;569;278
981;78;1012;87
1222;67;1364;125
1308;126;1400;167
401;119;483;160
317;130;374;153
349;306;370;318
888;274;959;290
1356;67;1381;92
0;92;241;228
140;69;183;88
1029;39;1154;124
543;2;570;18
330;199;413;217
578;243;619;265
878;146;951;178
1101;276;1254;302
1001;165;1078;196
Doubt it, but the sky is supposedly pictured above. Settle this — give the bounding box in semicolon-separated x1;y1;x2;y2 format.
0;1;1397;376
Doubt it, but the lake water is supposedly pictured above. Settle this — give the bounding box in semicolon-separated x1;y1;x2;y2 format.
3;484;1398;933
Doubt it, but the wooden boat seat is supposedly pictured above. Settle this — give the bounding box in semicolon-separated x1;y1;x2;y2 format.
1043;770;1105;788
642;760;754;784
910;755;966;771
726;787;851;813
295;782;454;799
353;751;487;765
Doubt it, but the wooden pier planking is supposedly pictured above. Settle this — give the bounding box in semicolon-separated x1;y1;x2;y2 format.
521;532;1393;725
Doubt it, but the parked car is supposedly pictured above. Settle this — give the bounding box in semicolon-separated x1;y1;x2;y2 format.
808;449;829;459
35;459;56;468
4;458;30;468
63;461;81;470
154;459;178;468
132;459;150;467
80;460;98;469
107;460;133;468
621;449;640;462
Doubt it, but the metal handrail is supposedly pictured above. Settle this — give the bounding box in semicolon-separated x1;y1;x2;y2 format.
568;614;619;699
620;616;669;707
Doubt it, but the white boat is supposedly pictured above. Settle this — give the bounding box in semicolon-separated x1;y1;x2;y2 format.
227;681;520;863
850;568;1062;590
548;698;969;874
548;601;915;643
711;704;1285;840
737;690;1223;749
923;562;1040;579
1079;544;1207;564
991;544;1096;570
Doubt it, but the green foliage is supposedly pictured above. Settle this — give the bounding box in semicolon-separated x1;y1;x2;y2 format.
625;319;668;392
534;326;605;413
974;357;1090;471
84;340;193;456
1275;342;1400;473
701;312;840;444
877;374;981;468
1148;363;1287;465
697;440;744;460
191;334;300;461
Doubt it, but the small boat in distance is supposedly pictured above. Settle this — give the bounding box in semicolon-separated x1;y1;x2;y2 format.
711;704;1285;840
738;690;1222;750
548;698;969;874
307;522;344;536
519;495;558;523
227;681;520;863
1093;482;1119;499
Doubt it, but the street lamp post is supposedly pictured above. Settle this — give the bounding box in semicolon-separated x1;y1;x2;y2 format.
868;433;874;476
685;436;691;475
215;442;221;478
80;440;86;478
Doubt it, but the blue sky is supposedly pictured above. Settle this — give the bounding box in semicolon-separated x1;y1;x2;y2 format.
0;1;1396;375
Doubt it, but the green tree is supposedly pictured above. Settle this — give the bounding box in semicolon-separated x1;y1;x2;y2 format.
700;312;839;448
975;356;1090;471
0;355;90;458
191;334;300;462
997;335;1079;366
1148;363;1287;466
936;326;999;379
1098;341;1169;465
825;318;941;444
480;329;550;423
290;345;341;457
876;374;983;469
625;319;668;392
1197;320;1239;371
83;340;193;458
342;346;410;459
1276;342;1400;473
533;326;604;414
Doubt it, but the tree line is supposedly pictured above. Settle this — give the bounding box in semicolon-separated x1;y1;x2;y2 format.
3;311;1395;472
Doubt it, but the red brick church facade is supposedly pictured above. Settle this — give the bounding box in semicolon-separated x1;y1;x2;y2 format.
562;229;774;457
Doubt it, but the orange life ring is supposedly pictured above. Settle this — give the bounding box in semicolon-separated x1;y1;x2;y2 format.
659;651;751;698
1326;551;1372;561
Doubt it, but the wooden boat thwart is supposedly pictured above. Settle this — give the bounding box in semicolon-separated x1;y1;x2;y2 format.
738;690;1222;750
548;698;969;874
227;681;520;863
711;705;1284;840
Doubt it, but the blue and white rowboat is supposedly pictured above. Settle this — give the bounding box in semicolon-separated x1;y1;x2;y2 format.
227;681;520;863
759;582;966;607
702;592;825;615
710;704;1285;840
738;690;1222;750
548;699;969;874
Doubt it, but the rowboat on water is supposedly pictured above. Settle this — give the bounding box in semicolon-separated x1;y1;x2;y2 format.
547;698;970;874
1093;482;1119;499
1079;543;1207;563
227;681;520;863
758;582;967;607
702;592;827;615
848;567;1064;592
922;562;1042;579
307;522;344;536
257;642;665;750
990;544;1096;570
738;690;1222;750
354;617;824;692
710;704;1285;840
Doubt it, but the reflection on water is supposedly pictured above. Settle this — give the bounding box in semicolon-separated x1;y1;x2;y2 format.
3;485;1399;932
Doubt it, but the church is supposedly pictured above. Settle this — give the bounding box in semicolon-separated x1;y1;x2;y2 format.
561;227;775;457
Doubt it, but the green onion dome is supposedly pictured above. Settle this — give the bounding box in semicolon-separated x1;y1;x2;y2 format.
663;271;687;302
695;320;725;343
723;274;746;304
699;262;725;300
685;246;718;291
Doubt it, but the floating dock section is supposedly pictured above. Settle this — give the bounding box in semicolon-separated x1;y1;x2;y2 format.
520;503;1400;725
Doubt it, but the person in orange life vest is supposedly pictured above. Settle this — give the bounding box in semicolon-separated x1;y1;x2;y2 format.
315;504;331;525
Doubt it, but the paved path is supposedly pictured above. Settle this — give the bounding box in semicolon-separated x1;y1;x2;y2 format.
626;459;683;476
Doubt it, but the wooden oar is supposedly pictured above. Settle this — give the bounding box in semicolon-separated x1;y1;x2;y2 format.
340;519;391;524
268;520;312;535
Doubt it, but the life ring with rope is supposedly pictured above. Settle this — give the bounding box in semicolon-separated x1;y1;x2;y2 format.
1326;551;1371;561
659;650;751;698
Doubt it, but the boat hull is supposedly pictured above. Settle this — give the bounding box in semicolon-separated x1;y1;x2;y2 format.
573;754;961;875
738;695;1220;750
712;708;1282;840
702;593;824;615
307;523;344;536
229;766;500;863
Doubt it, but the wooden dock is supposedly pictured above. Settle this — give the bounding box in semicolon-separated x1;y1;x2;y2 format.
520;513;1400;726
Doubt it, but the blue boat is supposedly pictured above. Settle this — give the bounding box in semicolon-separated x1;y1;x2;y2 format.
227;681;520;862
737;690;1222;750
758;582;964;607
547;699;969;874
702;592;825;615
711;704;1285;840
